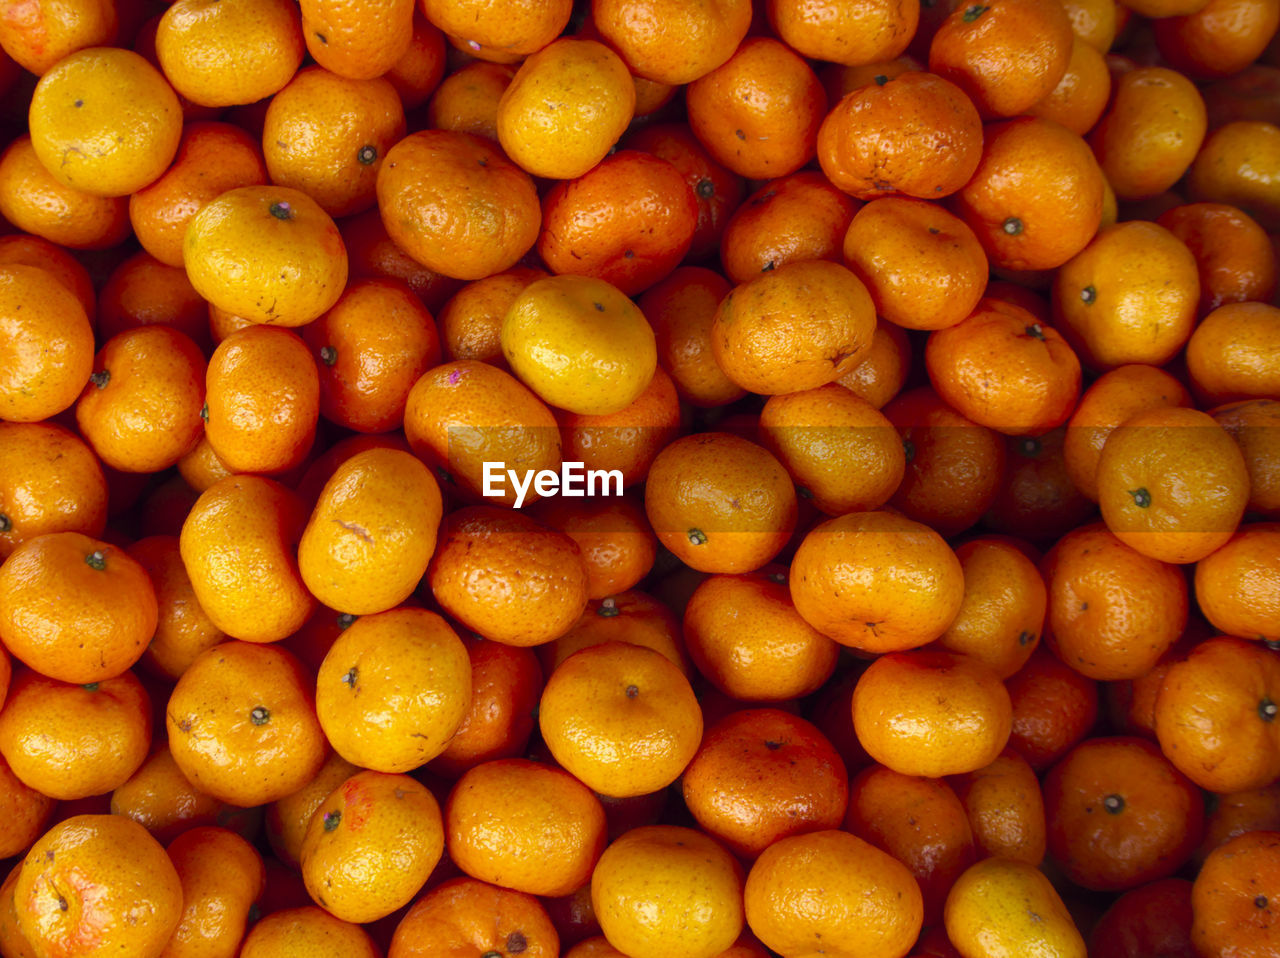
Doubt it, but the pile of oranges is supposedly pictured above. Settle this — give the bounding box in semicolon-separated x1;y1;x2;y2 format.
0;0;1279;955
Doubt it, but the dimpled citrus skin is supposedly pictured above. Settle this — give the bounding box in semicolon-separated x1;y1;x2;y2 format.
743;829;923;958
0;532;157;684
183;185;347;328
165;640;328;807
301;770;444;924
179;476;315;644
297;448;443;615
314;607;472;773
14;814;183;958
944;857;1087;958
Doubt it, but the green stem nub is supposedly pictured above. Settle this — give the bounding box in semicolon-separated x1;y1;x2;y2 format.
688;528;708;545
85;550;107;570
1128;488;1151;509
269;201;294;220
250;706;270;726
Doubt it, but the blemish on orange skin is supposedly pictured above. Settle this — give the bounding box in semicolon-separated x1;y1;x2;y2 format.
339;777;376;832
25;866;109;957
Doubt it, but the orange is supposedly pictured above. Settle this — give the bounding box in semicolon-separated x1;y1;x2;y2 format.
1202;63;1280;129
0;0;117;75
949;748;1047;864
594;0;751;84
389;876;559;958
0;263;94;424
428;506;589;647
425;60;516;141
1187;121;1280;231
531;497;657;600
95;251;209;347
885;385;1007;536
767;0;918;66
683;709;848;859
1045;736;1203;892
419;0;571;60
184;185;348;328
624;122;746;263
0;423;106;562
712;259;876;395
641;266;744;408
936;536;1046;679
299;0;415;80
760;384;904;514
926;298;1082;436
1196;524;1280;642
240;906;380;958
943;857;1085;958
179;476;315;643
644;432;797;575
983;428;1100;544
1156;0;1280;80
718;171;857;286
852;649;1012;778
1199;784;1280;865
341;206;461;313
844;765;976;924
554;366;678;488
27;46;180;198
684;569;838;702
304;278;441;434
384;12;446;111
1062;364;1194;502
495;38;635;181
538;590;686;678
1096;406;1249;565
955;116;1104;272
110;746;231;847
402;359;561;507
298;448;443;616
155;0;304;108
301;770;444;923
836;319;912;410
376;129;540;281
1186;302;1280;405
262;67;407;218
1157;202;1278;314
846;198;987;333
266;751;359;868
538;150;698;297
1026;35;1111;137
539;641;702;797
437;266;544;368
744;829;923;958
446;758;606;897
817;71;983;201
928;0;1073;118
74;326;205;475
1154;636;1280;794
592;825;743;958
0;136;130;250
315;607;471;772
1090;878;1196;958
164;826;265;958
14;815;182;958
685;36;827;181
429;636;542;779
1006;647;1099;771
819;55;924;101
1051;221;1199;370
1042;523;1188;681
1192;831;1280;958
205;326;320;475
794;509;964;654
0;532;156;684
0;670;150;802
0;755;53;864
0;234;96;330
1089;66;1207;202
167;640;328;806
502;274;657;416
